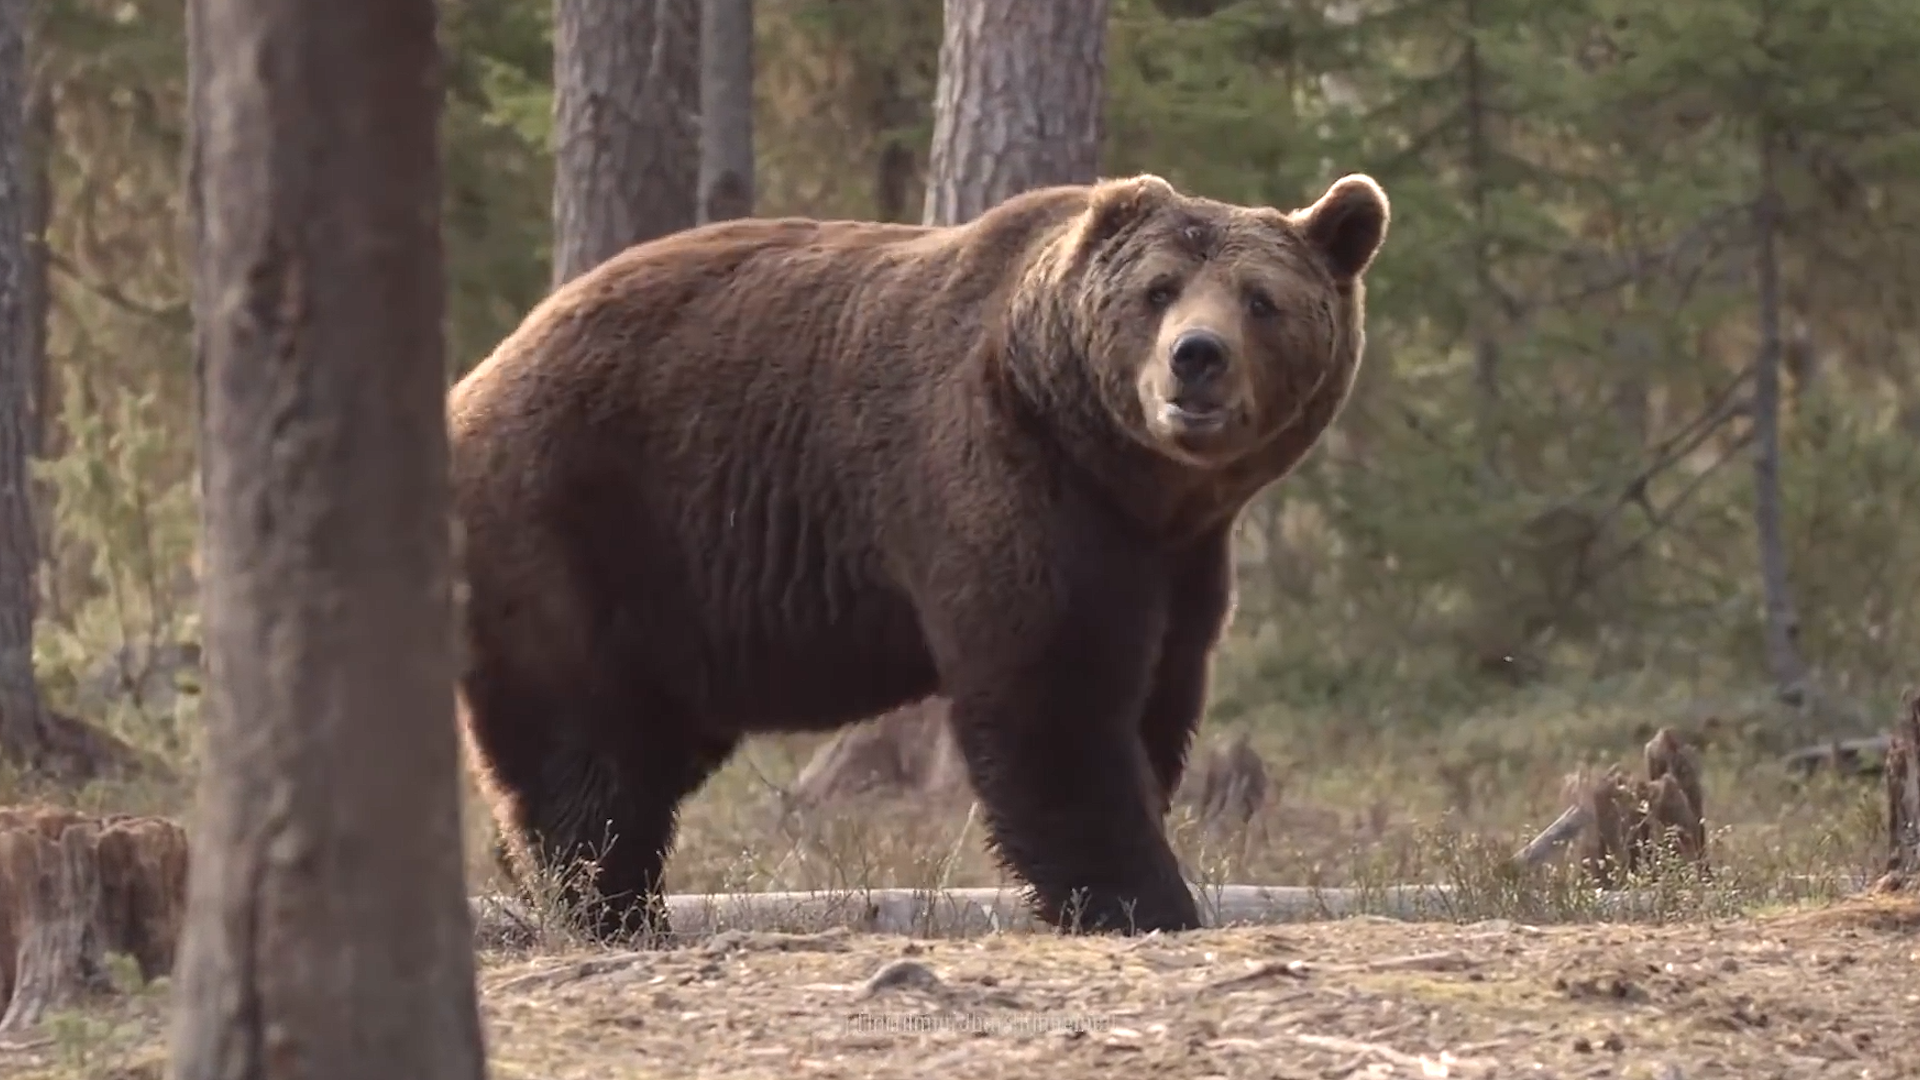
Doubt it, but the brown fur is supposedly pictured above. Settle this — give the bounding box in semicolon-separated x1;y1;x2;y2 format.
448;173;1390;939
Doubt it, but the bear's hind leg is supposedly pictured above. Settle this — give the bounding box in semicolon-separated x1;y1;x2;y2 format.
462;672;736;944
576;725;740;943
517;738;657;938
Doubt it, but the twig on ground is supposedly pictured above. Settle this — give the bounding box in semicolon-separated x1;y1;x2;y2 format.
1200;958;1312;994
1292;1032;1495;1076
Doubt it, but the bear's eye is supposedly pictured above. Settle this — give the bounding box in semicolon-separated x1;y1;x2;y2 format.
1146;281;1179;309
1246;291;1278;319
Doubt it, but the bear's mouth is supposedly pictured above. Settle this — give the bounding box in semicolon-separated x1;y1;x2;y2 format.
1157;399;1229;435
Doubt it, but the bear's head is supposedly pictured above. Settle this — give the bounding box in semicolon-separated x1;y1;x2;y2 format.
1049;172;1389;471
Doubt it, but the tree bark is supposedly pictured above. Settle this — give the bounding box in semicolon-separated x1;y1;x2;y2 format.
21;55;47;461
551;0;701;287
920;0;1109;226
23;38;56;639
697;0;754;223
0;0;50;771
1750;129;1810;703
169;1;485;1077
1461;0;1504;482
1884;692;1919;879
870;64;919;223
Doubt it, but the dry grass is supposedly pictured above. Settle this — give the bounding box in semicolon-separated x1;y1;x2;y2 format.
9;894;1920;1079
592;683;1886;921
0;678;1905;1077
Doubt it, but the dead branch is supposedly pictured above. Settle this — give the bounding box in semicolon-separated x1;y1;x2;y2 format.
1511;802;1590;867
45;250;192;330
0;708;172;787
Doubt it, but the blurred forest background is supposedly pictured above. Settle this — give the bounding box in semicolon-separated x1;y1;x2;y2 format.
11;0;1920;803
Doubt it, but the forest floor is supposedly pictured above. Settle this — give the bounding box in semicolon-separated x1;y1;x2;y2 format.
4;677;1914;1078
7;891;1919;1079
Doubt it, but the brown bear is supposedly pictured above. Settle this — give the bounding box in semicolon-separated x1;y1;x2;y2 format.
448;171;1389;940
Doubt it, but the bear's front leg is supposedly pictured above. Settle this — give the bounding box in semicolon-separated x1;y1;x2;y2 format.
940;610;1202;935
1138;529;1236;815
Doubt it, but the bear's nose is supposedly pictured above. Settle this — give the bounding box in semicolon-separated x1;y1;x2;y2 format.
1169;329;1230;384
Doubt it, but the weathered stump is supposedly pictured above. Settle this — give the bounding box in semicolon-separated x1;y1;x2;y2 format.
1514;727;1708;886
789;699;969;806
1638;726;1707;867
0;806;189;1030
1883;691;1920;884
1178;730;1270;827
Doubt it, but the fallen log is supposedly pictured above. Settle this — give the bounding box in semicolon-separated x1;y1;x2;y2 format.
1782;735;1891;780
469;869;1848;945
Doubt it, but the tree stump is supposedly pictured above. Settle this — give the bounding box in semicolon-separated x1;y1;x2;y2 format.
789;699;969;806
0;806;189;1030
1641;727;1707;864
1515;727;1708;886
1883;691;1920;883
1177;731;1270;828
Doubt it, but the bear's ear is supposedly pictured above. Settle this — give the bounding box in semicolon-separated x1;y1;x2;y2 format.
1080;174;1176;248
1291;174;1389;281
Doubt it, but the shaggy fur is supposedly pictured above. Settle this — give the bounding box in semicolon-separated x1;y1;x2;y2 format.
449;172;1390;939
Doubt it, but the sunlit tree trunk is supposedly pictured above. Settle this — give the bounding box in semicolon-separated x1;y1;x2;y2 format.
169;1;485;1076
551;0;701;286
1749;127;1810;704
21;52;46;460
920;0;1109;226
0;0;50;771
697;0;754;223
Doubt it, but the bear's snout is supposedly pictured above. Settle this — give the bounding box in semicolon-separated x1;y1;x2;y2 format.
1169;328;1230;386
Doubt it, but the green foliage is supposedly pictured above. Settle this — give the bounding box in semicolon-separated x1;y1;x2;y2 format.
33;386;199;762
442;0;558;372
25;0;1920;775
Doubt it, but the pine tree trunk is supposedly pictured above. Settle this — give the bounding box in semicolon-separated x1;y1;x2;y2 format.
1750;129;1810;703
23;47;56;632
169;1;485;1076
551;0;701;286
870;64;919;223
21;57;47;461
697;0;754;223
0;0;49;771
1461;0;1504;481
920;0;1109;227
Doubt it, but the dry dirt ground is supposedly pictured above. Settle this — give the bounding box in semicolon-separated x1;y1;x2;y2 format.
8;892;1918;1080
